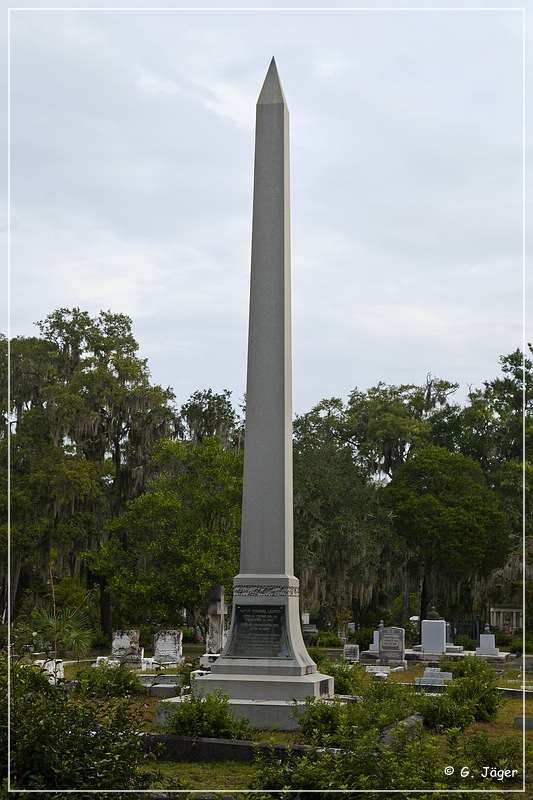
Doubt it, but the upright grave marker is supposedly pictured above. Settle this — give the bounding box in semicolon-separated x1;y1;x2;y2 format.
195;60;334;727
378;626;405;665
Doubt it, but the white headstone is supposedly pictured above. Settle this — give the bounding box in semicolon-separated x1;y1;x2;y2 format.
476;627;500;657
368;621;384;653
153;630;183;663
421;619;447;654
111;629;143;664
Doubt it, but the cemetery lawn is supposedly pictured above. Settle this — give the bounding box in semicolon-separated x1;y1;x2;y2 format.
139;758;257;790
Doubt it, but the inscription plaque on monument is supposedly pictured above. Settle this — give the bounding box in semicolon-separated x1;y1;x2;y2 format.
226;605;291;658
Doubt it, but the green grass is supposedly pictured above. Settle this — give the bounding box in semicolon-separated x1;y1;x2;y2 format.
139;758;258;790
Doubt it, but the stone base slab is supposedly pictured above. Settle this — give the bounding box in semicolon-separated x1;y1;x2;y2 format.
157;695;317;731
193;670;334;702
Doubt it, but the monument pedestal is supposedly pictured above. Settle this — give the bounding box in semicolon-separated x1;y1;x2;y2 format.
194;575;333;728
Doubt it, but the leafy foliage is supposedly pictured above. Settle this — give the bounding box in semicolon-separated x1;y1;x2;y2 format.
441;656;504;722
2;656;152;790
387;446;510;620
294;677;418;747
75;662;145;698
253;721;519;794
15;606;93;658
164;689;252;740
88;436;242;623
307;630;343;648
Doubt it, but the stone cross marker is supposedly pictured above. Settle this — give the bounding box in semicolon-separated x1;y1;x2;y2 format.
195;60;334;728
206;585;227;654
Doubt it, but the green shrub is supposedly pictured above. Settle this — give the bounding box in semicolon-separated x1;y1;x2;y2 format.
293;695;349;741
75;662;145;698
306;646;331;670
253;719;517;792
347;626;374;651
440;655;503;722
2;656;152;790
90;625;110;650
164;688;252;739
418;692;475;732
458;731;522;770
324;660;363;695
181;627;196;644
308;630;343;648
454;634;477;651
494;630;512;647
294;676;417;747
509;636;533;654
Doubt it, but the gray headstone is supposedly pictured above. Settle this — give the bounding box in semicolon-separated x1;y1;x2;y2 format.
343;644;359;663
378;626;405;662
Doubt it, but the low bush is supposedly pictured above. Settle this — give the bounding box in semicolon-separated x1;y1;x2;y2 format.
294;695;349;741
441;655;503;722
90;626;110;650
294;674;417;746
418;692;475;732
75;662;145;698
164;688;252;740
453;634;477;651
325;660;363;695
181;627;197;644
494;630;513;648
252;720;521;793
509;636;533;655
2;656;153;791
306;646;331;670
347;626;374;651
308;630;343;648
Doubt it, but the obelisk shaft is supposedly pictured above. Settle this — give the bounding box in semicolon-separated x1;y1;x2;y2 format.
239;58;293;576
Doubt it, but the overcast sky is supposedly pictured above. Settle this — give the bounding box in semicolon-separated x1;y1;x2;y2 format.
5;1;530;416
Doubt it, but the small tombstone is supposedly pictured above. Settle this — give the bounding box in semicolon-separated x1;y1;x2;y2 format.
378;626;405;663
368;620;384;653
343;644;359;663
476;624;500;657
366;664;390;679
301;611;310;626
347;622;356;634
111;630;143;665
154;630;183;664
34;658;63;684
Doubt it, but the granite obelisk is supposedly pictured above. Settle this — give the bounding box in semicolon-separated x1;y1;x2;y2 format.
195;59;333;729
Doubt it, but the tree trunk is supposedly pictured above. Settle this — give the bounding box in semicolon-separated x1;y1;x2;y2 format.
401;568;410;627
99;576;112;639
8;558;22;623
419;572;428;625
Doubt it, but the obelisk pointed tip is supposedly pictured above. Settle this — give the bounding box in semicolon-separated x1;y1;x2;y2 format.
257;57;286;106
